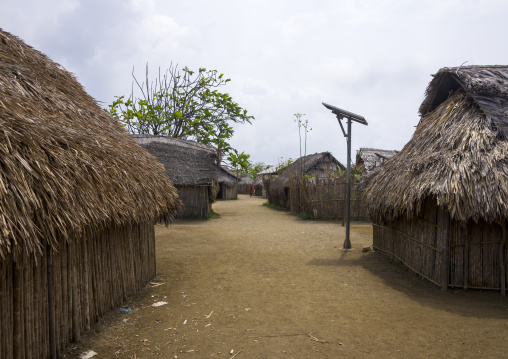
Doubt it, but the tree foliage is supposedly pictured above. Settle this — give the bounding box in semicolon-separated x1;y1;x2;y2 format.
247;162;266;180
106;64;254;161
226;149;251;176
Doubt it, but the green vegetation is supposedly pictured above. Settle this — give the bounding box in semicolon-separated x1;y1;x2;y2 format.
262;201;286;211
106;64;253;162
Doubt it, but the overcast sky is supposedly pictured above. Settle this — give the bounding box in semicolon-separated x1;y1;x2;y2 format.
3;0;508;166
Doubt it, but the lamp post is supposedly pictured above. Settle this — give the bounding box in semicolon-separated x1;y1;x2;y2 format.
322;102;368;249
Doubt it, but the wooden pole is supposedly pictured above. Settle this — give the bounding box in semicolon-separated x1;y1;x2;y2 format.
47;247;57;359
13;257;24;359
82;236;90;331
71;242;80;342
500;221;506;296
441;210;450;291
464;223;469;290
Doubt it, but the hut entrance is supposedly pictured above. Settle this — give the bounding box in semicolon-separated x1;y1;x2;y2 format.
217;183;224;199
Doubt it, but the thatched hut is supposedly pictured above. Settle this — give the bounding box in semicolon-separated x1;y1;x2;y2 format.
355;148;398;174
134;135;219;218
216;166;239;199
365;65;508;293
252;176;264;196
238;176;253;194
268;152;345;209
0;29;182;358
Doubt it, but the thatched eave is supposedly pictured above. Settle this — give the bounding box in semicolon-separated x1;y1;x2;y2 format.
134;135;219;187
419;65;508;139
366;88;508;223
0;29;182;259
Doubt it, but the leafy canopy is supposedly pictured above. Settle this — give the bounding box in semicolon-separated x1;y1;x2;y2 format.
226;149;251;175
106;64;254;158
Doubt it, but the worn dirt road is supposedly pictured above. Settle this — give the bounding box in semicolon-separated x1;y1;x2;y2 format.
66;195;508;358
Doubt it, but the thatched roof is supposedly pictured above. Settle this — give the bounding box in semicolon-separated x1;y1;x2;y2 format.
356;148;398;173
239;176;253;185
134;135;218;187
0;29;182;259
420;65;508;139
270;152;345;195
258;161;292;176
217;165;240;187
253;176;263;188
366;67;508;223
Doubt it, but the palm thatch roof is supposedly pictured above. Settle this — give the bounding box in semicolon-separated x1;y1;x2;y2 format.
239;176;253;185
217;165;240;187
253;176;263;188
270;152;345;195
0;29;182;259
134;135;219;187
356;148;398;173
258;160;292;176
420;65;508;138
366;65;508;223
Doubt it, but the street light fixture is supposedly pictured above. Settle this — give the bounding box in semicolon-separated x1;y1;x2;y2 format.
322;102;368;249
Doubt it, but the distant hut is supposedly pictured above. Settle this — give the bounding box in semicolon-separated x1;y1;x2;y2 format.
0;29;182;358
355;148;398;174
238;176;253;194
365;65;508;293
134;135;219;218
252;176;264;196
259;160;292;198
269;152;345;209
216;166;239;199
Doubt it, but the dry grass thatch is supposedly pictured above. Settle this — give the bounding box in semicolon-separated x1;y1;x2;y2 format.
218;165;239;187
134;135;219;187
0;29;182;259
420;65;508;139
365;88;508;223
269;152;345;203
355;148;398;174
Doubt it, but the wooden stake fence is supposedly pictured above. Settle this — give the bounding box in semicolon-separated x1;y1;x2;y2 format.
0;222;157;358
288;176;370;221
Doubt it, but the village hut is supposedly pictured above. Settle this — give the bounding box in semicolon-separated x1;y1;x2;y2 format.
365;65;508;293
216;165;239;199
268;152;345;209
134;135;219;218
355;148;398;174
238;176;253;194
0;29;182;358
252;176;264;196
259;160;293;198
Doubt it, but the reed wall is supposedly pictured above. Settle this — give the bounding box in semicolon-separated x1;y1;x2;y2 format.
177;186;211;218
0;222;156;358
373;198;508;292
287;176;370;221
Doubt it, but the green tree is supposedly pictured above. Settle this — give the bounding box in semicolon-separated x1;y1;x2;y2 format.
226;149;251;177
106;63;254;162
247;162;266;180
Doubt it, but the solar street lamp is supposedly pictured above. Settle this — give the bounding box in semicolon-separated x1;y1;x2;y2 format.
322;102;368;249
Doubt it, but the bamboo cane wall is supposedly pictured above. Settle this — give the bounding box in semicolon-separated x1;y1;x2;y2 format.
0;222;156;358
288;176;370;221
373;198;508;292
177;186;211;218
221;184;238;200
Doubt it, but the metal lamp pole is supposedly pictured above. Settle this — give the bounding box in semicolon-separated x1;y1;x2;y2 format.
344;117;352;248
322;102;367;250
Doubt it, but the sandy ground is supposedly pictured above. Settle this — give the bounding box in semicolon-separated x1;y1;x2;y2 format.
65;194;508;358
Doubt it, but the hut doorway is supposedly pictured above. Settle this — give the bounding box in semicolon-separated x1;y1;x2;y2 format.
217;183;224;199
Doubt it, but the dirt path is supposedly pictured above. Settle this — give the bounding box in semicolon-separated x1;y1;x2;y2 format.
66;195;508;358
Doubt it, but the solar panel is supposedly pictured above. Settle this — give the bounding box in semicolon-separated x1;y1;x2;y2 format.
322;102;368;125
